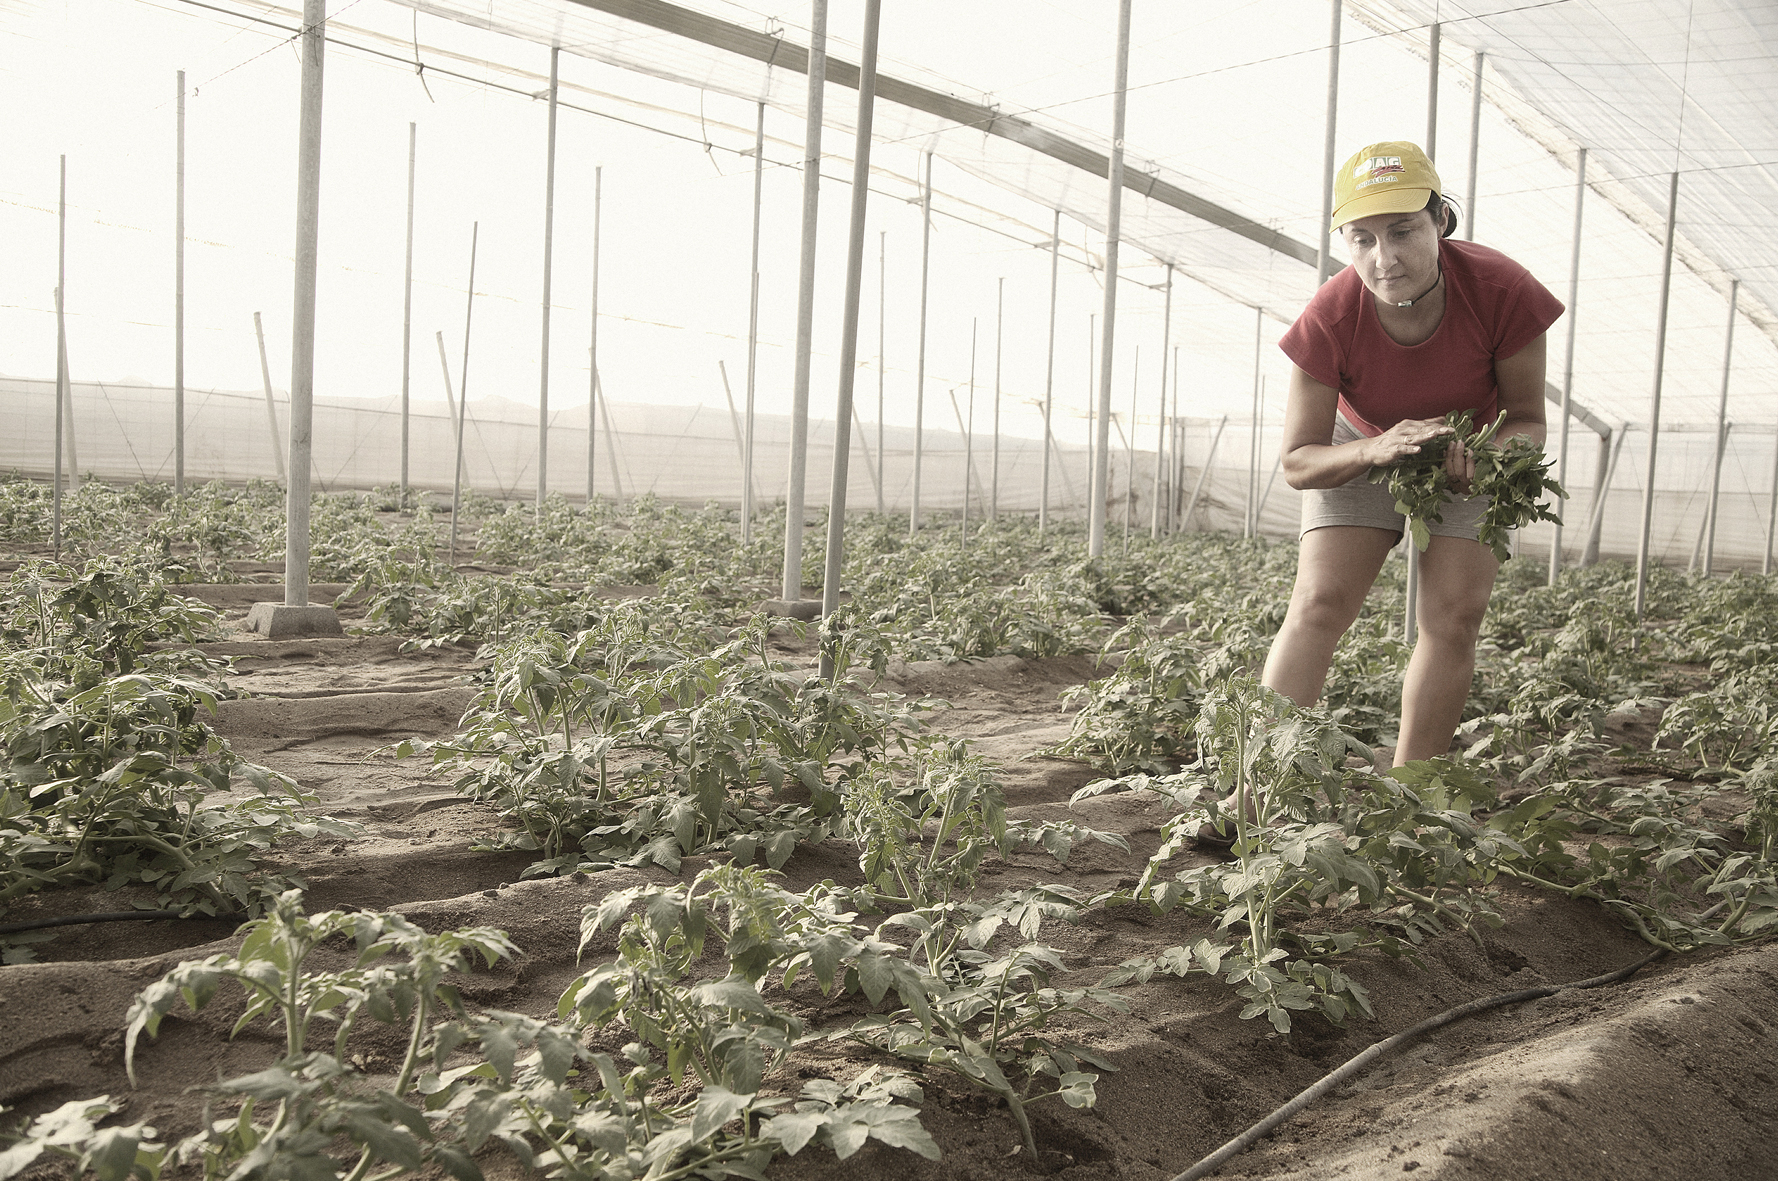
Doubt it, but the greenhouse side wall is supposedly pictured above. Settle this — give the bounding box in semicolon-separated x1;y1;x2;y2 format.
4;377;1772;570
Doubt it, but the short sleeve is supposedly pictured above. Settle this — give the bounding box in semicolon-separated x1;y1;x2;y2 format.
1278;279;1352;391
1493;270;1565;360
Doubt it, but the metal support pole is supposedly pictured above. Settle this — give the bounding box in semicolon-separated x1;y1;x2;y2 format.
401;122;415;499
1634;172;1679;619
719;360;754;505
597;372;623;504
817;0;879;674
1086;314;1096;503
1404;544;1420;645
1247;308;1262;538
436;331;458;427
967;313;981;533
537;46;558;513
586;166;601;505
1088;0;1132;559
1182;416;1228;529
1702;280;1738;576
910;150;932;535
1425;22;1440;161
1766;425;1778;576
53;159;66;557
254;312;287;480
991;276;1002;522
175;70;186;497
744;102;765;540
1584;426;1627;565
1316;0;1342;285
448;222;478;563
1123;346;1137;547
1169;345;1182;532
876;229;886;516
1039;209;1060;533
1549;147;1585;582
1150;264;1172;538
1465;52;1484;240
285;0;325;608
783;0;827;599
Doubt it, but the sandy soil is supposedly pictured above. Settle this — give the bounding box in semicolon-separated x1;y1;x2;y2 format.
3;589;1776;1181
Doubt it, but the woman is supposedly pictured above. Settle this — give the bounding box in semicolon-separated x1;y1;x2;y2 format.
1261;140;1564;768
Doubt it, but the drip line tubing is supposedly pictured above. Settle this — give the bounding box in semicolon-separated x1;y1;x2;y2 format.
0;910;241;936
1170;949;1667;1181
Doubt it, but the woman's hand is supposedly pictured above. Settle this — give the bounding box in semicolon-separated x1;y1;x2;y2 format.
1364;417;1453;469
1444;437;1477;495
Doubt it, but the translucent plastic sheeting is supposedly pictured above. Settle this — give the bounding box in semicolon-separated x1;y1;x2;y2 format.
15;376;1778;571
1353;0;1778;344
398;0;1324;317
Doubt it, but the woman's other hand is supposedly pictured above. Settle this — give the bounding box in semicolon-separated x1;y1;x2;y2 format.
1443;437;1477;494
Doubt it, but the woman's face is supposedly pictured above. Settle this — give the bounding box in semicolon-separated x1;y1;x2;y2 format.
1341;208;1442;305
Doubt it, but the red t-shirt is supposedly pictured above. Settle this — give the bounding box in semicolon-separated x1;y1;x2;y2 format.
1278;238;1565;438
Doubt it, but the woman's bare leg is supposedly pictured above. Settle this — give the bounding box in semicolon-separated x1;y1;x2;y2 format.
1394;534;1499;765
1261;526;1398;707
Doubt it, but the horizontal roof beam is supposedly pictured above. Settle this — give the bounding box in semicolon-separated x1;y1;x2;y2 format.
566;0;1319;267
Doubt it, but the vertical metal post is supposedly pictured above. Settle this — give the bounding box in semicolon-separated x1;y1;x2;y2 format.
817;0;879;676
1086;314;1096;503
53;159;66;558
1584;426;1626;566
537;45;559;513
1425;22;1440;161
876;229;886;516
449;222;478;563
910;150;932;535
782;0;827;599
1465;52;1484;240
586;166;601;505
1150;264;1172;538
1088;0;1132;558
964;317;977;540
1404;545;1421;644
719;360;759;506
1169;344;1182;532
1039;209;1060;533
1246;308;1262;538
401;122;415;499
1316;0;1342;285
254;312;287;480
1702;279;1738;576
597;373;624;504
1634;172;1680;619
744;102;765;540
1123;346;1137;547
175;70;186;497
991;276;1002;522
1549;147;1585;582
1766;426;1778;575
285;0;325;608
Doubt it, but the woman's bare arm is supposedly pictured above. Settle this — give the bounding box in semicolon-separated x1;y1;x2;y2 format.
1280;364;1456;490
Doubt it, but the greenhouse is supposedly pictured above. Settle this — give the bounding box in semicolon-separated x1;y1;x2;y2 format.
2;2;1776;1179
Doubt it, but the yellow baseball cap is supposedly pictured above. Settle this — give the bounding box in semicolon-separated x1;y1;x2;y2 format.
1331;141;1442;232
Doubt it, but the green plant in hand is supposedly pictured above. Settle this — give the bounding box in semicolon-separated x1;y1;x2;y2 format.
1371;410;1564;558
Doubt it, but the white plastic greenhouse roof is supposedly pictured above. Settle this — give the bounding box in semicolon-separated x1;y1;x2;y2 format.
394;0;1777;434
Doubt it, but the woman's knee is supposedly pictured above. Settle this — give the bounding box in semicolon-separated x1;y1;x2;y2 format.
1415;585;1490;645
1287;577;1368;635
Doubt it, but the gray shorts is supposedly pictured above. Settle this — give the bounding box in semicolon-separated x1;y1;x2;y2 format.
1299;415;1488;542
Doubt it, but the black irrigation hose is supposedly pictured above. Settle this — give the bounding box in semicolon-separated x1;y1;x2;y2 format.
0;910;241;936
1170;949;1669;1181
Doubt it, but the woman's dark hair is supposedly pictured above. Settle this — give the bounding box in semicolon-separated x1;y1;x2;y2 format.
1423;191;1462;238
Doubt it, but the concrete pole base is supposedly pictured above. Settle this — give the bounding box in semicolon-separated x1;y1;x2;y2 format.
246;602;345;639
